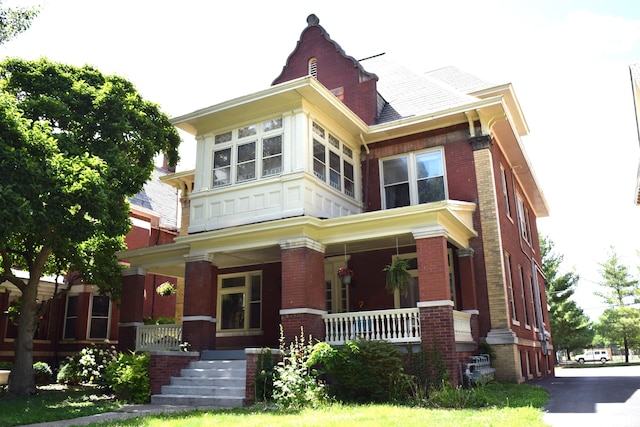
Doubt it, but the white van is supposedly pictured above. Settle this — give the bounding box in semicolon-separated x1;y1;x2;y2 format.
574;349;611;364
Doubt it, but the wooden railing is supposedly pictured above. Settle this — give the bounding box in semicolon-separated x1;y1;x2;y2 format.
136;324;183;351
323;308;421;345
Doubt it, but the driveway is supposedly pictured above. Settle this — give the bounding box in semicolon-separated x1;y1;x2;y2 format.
537;365;640;427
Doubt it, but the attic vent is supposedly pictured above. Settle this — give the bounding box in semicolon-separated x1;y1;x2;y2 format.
308;58;317;79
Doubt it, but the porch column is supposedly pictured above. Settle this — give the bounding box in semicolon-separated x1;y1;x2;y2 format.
183;254;217;352
471;134;521;382
414;232;460;385
119;267;146;352
279;238;326;344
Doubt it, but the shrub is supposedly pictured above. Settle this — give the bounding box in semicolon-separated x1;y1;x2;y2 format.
272;327;327;409
310;339;405;403
405;340;450;399
254;348;276;403
106;351;150;404
57;344;118;386
33;361;53;385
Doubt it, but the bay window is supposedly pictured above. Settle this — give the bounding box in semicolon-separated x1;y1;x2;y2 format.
311;121;355;198
381;148;446;209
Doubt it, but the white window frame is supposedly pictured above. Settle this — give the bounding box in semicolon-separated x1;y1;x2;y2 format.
380;147;447;209
500;165;511;218
324;256;350;314
311;121;355;198
63;295;79;340
88;295;111;340
217;271;262;332
212;118;283;187
519;265;530;328
516;192;532;244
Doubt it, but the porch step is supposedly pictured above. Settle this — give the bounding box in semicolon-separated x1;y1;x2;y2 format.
150;358;246;408
201;349;246;360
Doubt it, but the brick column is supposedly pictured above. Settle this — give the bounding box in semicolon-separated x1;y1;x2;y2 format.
182;254;217;352
471;134;520;382
279;238;326;344
414;233;459;385
119;267;146;352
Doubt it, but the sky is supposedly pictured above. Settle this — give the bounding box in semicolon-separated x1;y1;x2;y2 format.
2;0;640;320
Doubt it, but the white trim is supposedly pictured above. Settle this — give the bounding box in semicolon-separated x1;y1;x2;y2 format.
462;309;480;315
412;225;448;240
279;308;327;316
279;237;325;253
182;315;217;323
184;253;215;264
122;267;146;277
417;300;454;308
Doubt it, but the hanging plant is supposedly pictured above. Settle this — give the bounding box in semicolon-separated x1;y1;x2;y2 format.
337;267;354;284
156;281;176;297
383;258;412;296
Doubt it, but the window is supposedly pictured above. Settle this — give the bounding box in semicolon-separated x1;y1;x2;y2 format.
519;265;530;326
63;295;78;339
212;118;283;187
505;253;517;322
325;257;350;314
218;272;262;331
311;122;355;198
89;296;110;339
528;275;538;329
381;148;446;209
500;165;511;217
516;193;532;243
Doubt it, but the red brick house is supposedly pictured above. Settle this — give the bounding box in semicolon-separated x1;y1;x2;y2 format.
0;164;179;366
119;14;553;386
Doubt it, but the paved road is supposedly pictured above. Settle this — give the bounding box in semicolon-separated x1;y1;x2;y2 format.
537;365;640;427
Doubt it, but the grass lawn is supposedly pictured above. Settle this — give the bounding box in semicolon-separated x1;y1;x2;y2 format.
0;382;549;427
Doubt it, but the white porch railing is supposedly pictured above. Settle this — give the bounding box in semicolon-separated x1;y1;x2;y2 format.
136;324;183;351
453;310;473;342
323;308;421;345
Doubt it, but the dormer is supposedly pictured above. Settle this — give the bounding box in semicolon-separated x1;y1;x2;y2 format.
273;14;379;125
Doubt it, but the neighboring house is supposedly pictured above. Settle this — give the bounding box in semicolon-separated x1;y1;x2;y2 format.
629;63;640;205
118;15;553;385
0;164;179;366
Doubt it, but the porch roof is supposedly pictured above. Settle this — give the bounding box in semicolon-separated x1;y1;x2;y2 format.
117;200;476;278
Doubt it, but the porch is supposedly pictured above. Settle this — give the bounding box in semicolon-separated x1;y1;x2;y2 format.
134;307;475;350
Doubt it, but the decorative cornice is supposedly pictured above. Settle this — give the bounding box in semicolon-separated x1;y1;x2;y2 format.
279;308;327;316
121;267;146;277
457;247;475;258
183;253;215;264
417;300;454;308
412;225;448;240
469;134;493;151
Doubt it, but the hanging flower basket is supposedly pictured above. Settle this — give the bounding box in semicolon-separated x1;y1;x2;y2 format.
156;281;176;297
337;267;354;284
383;258;412;296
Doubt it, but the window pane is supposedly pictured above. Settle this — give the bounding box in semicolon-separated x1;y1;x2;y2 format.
238;125;257;138
328;134;340;149
263;118;282;132
237;142;256;162
215;131;232;144
329;151;341;190
221;293;245;329
221;276;245;289
263;157;282;176
250;276;261;301
237;162;255;181
263;135;282;156
64;319;76;339
382;157;408;185
343;145;353;159
416;151;443;179
67;296;78;317
249;302;261;329
92;296;110;317
417;176;445;203
213;148;231;186
312;122;325;138
314;159;325;181
89;318;108;339
313;139;325;162
384;183;410;208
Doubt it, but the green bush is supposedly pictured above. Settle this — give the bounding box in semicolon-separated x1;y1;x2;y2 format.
57;344;118;386
405;341;450;399
106;352;150;404
33;361;53;385
254;348;276;403
310;339;405;403
0;361;12;370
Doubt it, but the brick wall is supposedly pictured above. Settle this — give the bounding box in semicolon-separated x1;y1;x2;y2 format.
245;348;281;403
419;305;459;385
148;351;199;395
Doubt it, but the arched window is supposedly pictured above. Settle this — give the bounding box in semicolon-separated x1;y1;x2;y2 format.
308;57;317;78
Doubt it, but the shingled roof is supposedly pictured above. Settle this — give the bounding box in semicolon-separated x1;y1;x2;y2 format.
129;167;178;229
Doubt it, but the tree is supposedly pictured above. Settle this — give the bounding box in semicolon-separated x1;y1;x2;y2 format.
596;247;640;363
540;236;594;361
0;0;39;45
0;58;180;396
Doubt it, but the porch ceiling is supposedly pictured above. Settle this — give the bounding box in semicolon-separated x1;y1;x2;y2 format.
117;200;477;277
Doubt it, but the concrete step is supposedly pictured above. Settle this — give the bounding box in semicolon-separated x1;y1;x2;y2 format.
201;349;246;360
170;376;244;387
189;359;246;369
161;384;246;397
150;394;244;408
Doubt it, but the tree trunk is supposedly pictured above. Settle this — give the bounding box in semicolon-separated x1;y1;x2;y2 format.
8;279;39;396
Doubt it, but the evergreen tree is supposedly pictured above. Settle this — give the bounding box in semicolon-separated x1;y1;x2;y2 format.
596;248;640;363
540;236;594;361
